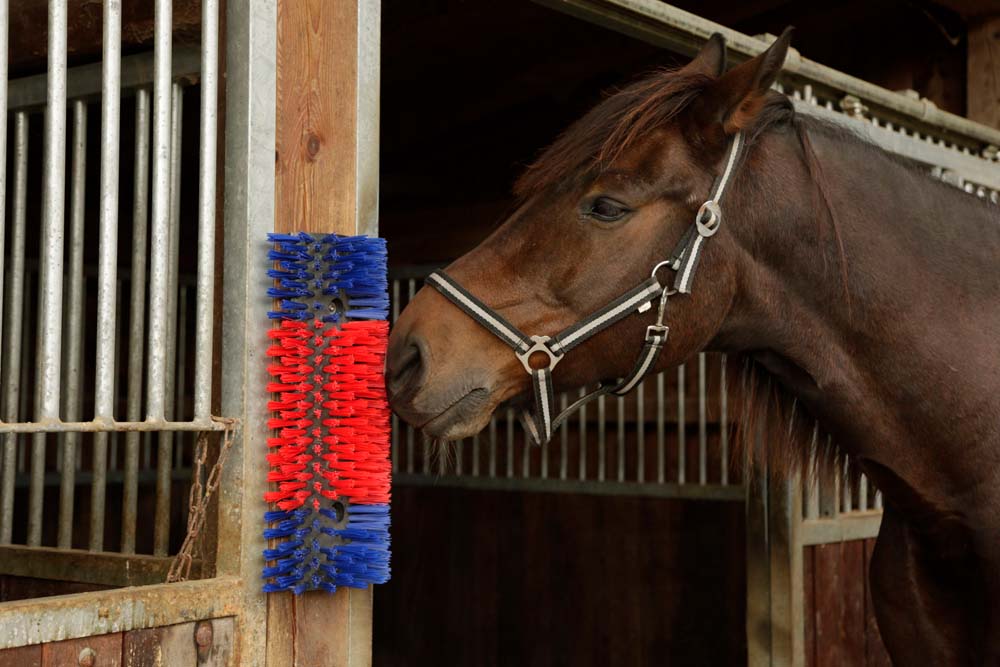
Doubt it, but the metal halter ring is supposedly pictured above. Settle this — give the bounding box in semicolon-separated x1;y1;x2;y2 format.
516;335;564;374
695;200;722;237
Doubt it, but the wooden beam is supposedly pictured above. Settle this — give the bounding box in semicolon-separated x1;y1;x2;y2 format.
0;545;199;588
968;16;1000;131
270;1;380;665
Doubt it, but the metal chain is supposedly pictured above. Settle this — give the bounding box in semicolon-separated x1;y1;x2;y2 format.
167;418;238;583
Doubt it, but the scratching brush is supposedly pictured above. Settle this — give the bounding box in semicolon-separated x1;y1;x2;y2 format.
262;232;391;594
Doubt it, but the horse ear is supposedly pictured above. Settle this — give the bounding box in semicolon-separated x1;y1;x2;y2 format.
683;33;727;78
700;26;794;135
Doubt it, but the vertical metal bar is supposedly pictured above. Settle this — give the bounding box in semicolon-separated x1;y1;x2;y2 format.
636;382;644;483
874;491;883;510
454;438;462;475
656;372;665;483
30;0;70;547
720;354;728;485
597;394;606;482
523;422;531;478
17;272;32;477
174;285;189;469
858;474;869;512
146;0;173;420
194;0;220;420
110;278;123;471
559;393;568;481
89;0;123;552
842;459;853;514
578;387;587;481
616;395;625;482
488;416;497;478
0;0;8;420
698;353;707;485
421;434;430;475
436;438;444;476
122;87;150;554
505;408;514;478
154;83;183;556
677;364;686;485
0;113;27;545
472;432;480;477
59;100;87;549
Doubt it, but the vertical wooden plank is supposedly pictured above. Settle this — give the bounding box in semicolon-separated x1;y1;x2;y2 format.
841;541;866;665
813;543;844;667
0;645;41;667
768;474;805;667
42;633;122;667
804;546;816;667
968;17;1000;130
124;619;235;666
271;0;379;665
863;538;892;667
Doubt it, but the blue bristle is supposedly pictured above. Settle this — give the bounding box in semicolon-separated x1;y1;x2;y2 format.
319;234;389;321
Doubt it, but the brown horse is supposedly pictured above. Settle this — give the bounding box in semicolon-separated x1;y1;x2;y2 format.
387;29;1000;665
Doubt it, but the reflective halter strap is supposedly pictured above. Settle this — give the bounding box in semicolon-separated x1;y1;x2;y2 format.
424;131;744;446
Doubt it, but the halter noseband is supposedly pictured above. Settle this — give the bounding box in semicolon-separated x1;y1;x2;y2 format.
427;131;744;445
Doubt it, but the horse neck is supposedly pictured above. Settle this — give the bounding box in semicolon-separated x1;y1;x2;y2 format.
716;121;1000;493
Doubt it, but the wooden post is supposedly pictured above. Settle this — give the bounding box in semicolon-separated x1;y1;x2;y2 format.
968;16;1000;131
267;1;381;665
746;466;806;667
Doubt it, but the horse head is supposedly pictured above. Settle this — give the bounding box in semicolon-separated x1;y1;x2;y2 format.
387;30;794;440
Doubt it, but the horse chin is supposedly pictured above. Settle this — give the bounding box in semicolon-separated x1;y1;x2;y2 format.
399;386;496;441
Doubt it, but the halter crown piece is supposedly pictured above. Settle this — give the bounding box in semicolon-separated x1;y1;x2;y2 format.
427;131;744;445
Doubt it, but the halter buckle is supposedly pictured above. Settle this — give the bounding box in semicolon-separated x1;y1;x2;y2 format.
515;335;563;374
645;324;669;345
695;200;722;237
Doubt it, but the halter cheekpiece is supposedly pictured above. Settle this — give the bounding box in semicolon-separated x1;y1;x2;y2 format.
427;131;744;445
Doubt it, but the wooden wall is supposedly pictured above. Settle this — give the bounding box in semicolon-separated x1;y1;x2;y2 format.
373;487;747;667
803;538;891;667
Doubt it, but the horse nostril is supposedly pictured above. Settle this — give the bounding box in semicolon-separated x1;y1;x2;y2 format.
388;339;424;396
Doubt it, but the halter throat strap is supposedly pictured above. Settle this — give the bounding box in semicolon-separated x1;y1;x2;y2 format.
424;131;743;445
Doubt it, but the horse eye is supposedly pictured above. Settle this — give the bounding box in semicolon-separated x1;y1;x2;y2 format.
589;197;630;222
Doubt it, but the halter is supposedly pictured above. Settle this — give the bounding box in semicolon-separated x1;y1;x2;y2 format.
427;131;744;445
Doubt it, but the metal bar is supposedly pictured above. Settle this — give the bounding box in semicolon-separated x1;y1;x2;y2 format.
0;113;27;545
7;48;202;112
677;363;686;485
0;419;230;433
0;544;201;588
454;437;462;475
0;0;7;436
59;100;87;549
559;393;568;481
616;394;625;482
720;354;728;485
17;271;32;479
523;425;531;478
154;82;183;556
110;279;123;471
394;473;746;501
472;432;480;476
421;434;430;474
194;0;220;420
698;352;707;485
506;408;514;478
578;387;587;481
174;286;189;470
597;394;606;481
122;87;151;554
806;423;820;519
656;372;664;483
88;0;124;552
146;0;173;421
636;381;644;483
29;0;70;547
859;473;869;512
488;416;497;477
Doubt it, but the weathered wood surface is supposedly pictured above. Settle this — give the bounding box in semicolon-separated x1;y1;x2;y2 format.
967;16;1000;130
41;632;122;667
0;645;41;667
124;618;235;666
270;0;377;664
804;539;891;667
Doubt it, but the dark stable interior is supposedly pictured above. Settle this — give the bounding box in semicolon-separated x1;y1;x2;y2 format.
376;1;968;665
